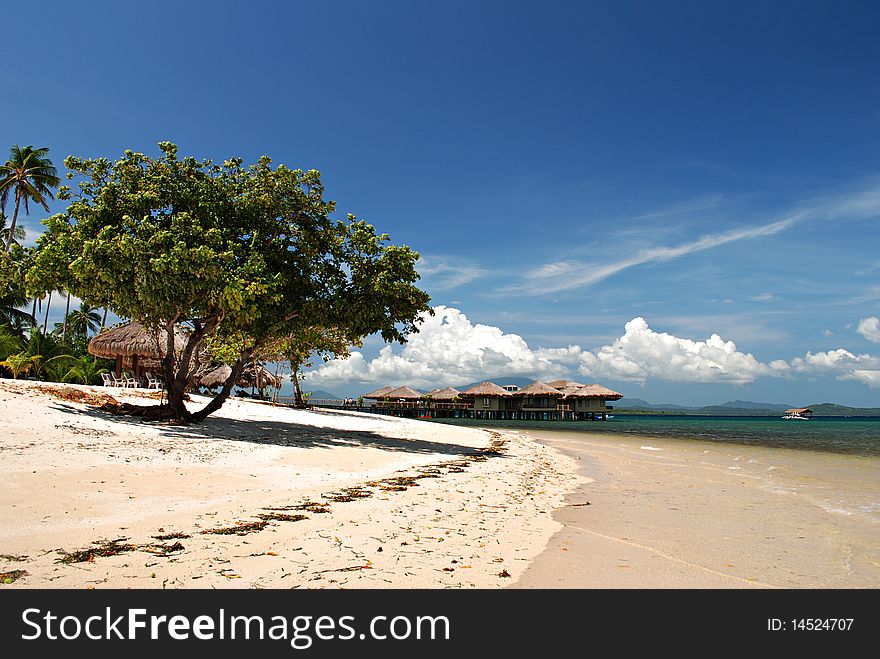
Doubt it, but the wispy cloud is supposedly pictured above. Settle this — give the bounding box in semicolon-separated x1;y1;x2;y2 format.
503;180;880;296
508;215;802;295
418;255;488;290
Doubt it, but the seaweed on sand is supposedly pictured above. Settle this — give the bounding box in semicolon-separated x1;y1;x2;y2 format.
56;539;138;564
0;570;28;584
256;513;308;523
200;521;269;536
324;487;373;503
151;532;191;541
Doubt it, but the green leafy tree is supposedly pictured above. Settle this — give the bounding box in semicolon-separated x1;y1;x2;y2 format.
0;145;60;252
30;143;431;421
258;326;357;407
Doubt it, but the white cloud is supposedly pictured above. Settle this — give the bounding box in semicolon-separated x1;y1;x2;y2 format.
504;180;880;296
576;317;787;384
856;317;880;343
306;306;576;388
510;215;802;295
750;293;776;302
417;255;488;290
306;307;880;391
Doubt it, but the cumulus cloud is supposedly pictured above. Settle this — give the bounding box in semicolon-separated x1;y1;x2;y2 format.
576;317;788;384
857;317;880;343
306;307;880;390
305;306;577;388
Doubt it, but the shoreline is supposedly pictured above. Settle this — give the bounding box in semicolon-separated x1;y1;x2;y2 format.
511;428;880;588
0;380;581;589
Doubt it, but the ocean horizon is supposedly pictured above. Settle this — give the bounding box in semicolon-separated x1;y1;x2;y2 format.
429;414;880;457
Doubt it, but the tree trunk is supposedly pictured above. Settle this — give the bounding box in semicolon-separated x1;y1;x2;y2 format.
271;361;281;405
190;351;251;422
42;291;52;336
101;307;108;330
30;298;37;336
4;193;21;252
61;292;71;344
293;369;306;408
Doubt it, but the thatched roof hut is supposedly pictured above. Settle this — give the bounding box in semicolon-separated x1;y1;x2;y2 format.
460;382;511;397
565;384;624;400
363;386;396;399
383;386;424;400
547;379;585;389
513;381;564;397
200;364;281;390
88;321;186;359
426;387;461;400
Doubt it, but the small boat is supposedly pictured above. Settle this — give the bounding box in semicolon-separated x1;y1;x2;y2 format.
782;407;813;420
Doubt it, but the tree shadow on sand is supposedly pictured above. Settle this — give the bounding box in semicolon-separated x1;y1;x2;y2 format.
48;401;503;459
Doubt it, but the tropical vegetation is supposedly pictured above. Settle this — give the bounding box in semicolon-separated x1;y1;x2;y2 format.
28;142;431;421
0;145;60;252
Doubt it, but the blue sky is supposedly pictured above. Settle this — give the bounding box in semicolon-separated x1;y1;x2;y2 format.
5;1;880;405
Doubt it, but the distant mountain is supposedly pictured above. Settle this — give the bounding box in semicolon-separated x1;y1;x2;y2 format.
718;400;792;412
615;398;880;416
304;389;341;400
806;402;880;416
617;397;699;411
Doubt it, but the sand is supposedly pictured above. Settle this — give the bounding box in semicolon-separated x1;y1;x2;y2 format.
0;380;580;589
513;430;880;588
4;380;876;590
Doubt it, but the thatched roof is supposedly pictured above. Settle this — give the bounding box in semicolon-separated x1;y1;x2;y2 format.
460;381;511;397
200;364;233;389
554;383;585;397
88;321;186;359
200;364;281;389
547;379;585;389
785;407;812;414
362;386;396;399
383;386;424;400
565;384;624;400
513;381;564;396
426;387;461;400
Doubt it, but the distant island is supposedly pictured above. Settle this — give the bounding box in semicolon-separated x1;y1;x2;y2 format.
614;398;880;417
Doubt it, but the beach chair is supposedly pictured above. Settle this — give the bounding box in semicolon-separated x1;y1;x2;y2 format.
101;373;115;387
123;371;142;388
145;372;163;390
111;372;126;387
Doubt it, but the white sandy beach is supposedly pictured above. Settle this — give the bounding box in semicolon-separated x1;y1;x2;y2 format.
0;380;581;588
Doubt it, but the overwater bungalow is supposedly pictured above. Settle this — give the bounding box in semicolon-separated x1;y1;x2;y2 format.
310;379;623;422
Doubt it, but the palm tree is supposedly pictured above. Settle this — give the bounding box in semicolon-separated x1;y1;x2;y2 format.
0;213;26;248
60;290;70;343
0;282;33;331
0;145;60;252
65;302;102;339
64;356;108;385
42;290;52;336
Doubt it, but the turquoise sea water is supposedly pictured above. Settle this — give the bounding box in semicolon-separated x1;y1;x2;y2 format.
430;414;880;456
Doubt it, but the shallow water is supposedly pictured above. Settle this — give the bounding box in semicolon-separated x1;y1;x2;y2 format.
430;414;880;456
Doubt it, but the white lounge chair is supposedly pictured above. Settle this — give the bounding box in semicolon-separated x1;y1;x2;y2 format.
123;371;143;388
101;373;115;387
111;372;126;387
145;372;163;390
